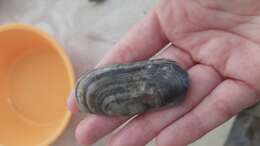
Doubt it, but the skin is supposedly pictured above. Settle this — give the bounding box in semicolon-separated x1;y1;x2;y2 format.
68;0;260;145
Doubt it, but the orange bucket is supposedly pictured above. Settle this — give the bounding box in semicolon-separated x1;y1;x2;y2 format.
0;24;74;146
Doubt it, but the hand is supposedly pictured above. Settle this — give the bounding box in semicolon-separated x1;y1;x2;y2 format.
68;0;260;145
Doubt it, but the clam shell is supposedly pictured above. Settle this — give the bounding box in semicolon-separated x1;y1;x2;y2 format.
75;59;190;116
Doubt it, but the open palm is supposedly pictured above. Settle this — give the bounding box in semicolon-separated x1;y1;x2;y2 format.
68;0;260;145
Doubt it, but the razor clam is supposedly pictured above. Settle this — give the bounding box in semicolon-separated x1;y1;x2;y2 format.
75;59;189;116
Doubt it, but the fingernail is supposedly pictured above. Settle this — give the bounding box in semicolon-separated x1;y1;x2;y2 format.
76;118;94;145
67;91;80;113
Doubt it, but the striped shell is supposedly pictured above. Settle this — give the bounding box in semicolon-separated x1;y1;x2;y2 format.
75;59;189;116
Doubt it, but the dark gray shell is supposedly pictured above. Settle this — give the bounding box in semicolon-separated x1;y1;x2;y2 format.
75;59;189;116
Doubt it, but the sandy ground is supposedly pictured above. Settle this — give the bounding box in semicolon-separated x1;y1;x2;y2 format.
0;0;235;145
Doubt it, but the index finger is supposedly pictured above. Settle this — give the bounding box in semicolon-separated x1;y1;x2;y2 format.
68;9;170;145
68;9;169;113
